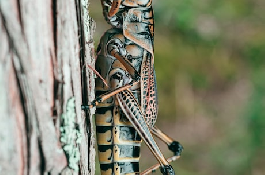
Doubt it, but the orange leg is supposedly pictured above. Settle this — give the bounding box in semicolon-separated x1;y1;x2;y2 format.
107;38;140;81
88;81;140;108
108;0;122;17
141;155;181;175
139;126;183;174
151;126;183;156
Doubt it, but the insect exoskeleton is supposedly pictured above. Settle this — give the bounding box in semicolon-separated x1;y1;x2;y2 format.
92;1;183;174
95;28;144;174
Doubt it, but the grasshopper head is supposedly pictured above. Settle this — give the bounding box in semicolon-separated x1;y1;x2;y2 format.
101;0;153;28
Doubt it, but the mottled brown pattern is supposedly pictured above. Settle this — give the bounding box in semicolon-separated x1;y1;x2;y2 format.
141;51;158;126
95;28;143;175
95;0;182;174
117;90;165;162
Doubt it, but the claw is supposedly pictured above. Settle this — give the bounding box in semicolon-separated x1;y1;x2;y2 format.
87;97;103;108
96;97;103;103
81;105;89;110
160;165;175;175
168;141;183;156
91;100;97;107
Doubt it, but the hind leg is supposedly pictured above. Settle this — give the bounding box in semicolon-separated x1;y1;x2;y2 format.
116;90;175;175
139;126;183;174
150;126;183;156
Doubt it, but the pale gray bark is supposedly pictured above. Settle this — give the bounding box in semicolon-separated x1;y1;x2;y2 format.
0;0;96;174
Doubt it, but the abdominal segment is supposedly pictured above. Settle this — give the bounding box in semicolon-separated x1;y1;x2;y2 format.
96;92;142;175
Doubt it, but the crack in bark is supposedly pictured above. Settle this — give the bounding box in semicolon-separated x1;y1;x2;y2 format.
52;0;57;58
1;8;34;175
16;0;23;32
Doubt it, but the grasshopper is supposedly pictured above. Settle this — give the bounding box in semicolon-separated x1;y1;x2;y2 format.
91;0;183;174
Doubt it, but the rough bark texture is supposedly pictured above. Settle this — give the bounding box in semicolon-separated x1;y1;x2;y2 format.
0;0;96;174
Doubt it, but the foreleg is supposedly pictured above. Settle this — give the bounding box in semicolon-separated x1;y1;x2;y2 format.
107;38;140;81
107;0;122;17
100;0;123;27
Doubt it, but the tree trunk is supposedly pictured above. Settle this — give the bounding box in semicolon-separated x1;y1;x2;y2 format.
0;0;96;174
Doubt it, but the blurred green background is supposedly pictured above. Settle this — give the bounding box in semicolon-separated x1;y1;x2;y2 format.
89;0;265;174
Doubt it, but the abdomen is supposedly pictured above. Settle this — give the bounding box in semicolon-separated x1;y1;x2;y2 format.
95;89;142;175
95;28;144;175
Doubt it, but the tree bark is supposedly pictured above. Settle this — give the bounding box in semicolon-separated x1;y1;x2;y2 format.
0;0;96;174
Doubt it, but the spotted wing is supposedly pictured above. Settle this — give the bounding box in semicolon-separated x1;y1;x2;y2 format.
116;90;164;161
140;51;158;126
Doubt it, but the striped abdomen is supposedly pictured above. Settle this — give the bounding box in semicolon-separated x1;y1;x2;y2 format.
95;90;142;175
